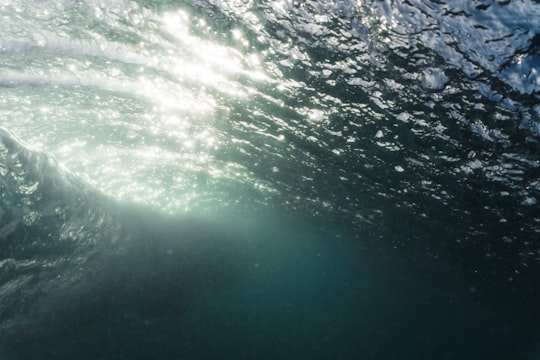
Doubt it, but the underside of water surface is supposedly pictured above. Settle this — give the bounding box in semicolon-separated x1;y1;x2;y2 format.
1;0;539;359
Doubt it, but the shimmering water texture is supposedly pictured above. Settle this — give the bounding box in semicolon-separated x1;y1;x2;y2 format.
1;0;540;359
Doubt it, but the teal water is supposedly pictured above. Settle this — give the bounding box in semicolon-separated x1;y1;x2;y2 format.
1;0;540;359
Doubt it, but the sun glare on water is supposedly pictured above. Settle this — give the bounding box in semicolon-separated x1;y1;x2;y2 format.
98;9;273;213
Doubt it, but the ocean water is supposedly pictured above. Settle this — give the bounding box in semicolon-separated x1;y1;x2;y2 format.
1;0;539;359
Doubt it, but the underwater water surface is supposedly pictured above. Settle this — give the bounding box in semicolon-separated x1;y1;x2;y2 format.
1;0;540;359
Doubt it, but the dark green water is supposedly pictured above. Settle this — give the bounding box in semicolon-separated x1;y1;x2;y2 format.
1;0;539;359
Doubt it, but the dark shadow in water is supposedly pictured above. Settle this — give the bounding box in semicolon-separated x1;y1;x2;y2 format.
2;210;540;360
